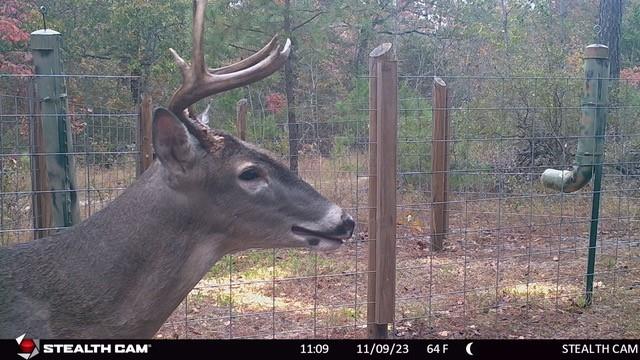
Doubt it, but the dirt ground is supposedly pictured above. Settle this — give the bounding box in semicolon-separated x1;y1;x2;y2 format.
156;219;639;339
156;154;640;339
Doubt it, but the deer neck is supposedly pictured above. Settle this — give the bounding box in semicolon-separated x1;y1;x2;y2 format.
39;162;232;337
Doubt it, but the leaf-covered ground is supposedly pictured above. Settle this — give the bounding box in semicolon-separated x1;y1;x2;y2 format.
157;160;640;339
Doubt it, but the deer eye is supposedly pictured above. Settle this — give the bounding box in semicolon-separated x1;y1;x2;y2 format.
239;167;261;181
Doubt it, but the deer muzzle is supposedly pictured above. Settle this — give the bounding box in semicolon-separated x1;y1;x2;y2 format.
291;209;355;250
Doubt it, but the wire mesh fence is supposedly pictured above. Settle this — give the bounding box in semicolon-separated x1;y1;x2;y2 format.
1;67;639;339
155;71;639;338
0;77;32;245
0;74;140;245
390;74;640;338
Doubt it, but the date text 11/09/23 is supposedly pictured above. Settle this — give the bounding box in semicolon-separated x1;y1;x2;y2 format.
300;343;449;355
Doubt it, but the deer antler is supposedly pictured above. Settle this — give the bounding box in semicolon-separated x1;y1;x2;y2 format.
168;0;290;122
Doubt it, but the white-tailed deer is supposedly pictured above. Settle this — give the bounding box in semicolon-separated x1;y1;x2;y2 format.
0;0;354;339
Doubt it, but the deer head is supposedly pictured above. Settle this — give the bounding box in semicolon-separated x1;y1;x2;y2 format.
154;0;354;252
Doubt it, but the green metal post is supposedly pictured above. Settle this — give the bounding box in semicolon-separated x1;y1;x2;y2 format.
583;44;609;306
30;29;80;232
541;45;610;193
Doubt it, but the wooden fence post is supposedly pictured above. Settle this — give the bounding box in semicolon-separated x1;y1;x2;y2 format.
137;94;153;175
236;98;248;141
431;77;449;251
367;46;381;339
29;80;51;239
30;29;79;237
367;43;397;339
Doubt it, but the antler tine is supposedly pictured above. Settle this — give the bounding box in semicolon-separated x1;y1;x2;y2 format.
166;0;208;83
168;0;291;121
209;36;279;75
190;0;207;75
204;39;291;92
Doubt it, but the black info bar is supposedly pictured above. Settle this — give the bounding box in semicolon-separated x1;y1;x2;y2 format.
2;339;638;359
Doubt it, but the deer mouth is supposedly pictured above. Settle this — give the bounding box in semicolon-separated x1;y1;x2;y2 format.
291;225;347;248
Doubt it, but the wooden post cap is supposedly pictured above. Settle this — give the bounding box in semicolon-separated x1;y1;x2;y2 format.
369;43;393;58
585;44;609;59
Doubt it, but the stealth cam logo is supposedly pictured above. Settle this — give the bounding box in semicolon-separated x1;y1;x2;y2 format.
16;334;39;359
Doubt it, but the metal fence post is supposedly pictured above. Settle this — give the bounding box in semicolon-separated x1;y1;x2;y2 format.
431;77;449;251
30;29;79;238
367;43;397;339
583;44;609;306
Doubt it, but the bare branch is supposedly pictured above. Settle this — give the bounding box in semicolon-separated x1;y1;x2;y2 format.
377;29;436;36
81;53;112;60
226;43;261;53
292;11;325;32
223;23;266;34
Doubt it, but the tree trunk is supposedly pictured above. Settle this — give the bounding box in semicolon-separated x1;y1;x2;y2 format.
130;67;142;105
284;0;299;174
559;0;568;55
352;25;372;78
599;0;623;79
500;0;509;50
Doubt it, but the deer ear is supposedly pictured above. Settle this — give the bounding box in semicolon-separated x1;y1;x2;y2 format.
152;108;196;174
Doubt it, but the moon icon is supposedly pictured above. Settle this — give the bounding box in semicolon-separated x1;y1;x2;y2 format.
465;342;474;356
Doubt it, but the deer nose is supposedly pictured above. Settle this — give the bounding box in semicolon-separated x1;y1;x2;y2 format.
336;212;355;238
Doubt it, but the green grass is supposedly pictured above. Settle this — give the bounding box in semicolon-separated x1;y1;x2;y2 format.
207;249;347;281
571;295;589;309
323;306;362;326
214;293;235;307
